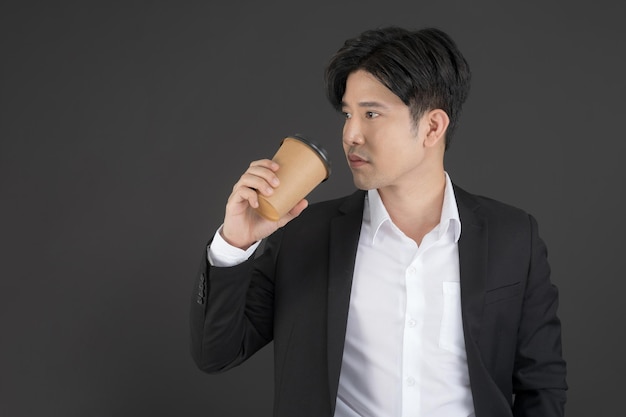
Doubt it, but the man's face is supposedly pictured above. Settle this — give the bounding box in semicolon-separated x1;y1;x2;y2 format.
341;70;433;192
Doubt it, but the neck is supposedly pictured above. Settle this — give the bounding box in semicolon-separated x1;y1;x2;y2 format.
377;169;446;245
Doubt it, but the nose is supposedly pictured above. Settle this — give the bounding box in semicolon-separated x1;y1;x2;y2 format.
343;117;364;146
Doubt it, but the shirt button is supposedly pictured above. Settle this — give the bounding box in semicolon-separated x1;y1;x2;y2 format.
406;377;416;386
407;266;416;275
407;318;417;327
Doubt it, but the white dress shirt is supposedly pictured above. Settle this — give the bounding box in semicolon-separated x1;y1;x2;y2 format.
334;173;474;417
208;173;474;416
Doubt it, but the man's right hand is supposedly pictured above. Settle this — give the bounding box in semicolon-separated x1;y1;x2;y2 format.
220;159;308;250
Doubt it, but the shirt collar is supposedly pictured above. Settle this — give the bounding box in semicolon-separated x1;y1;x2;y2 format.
366;172;461;244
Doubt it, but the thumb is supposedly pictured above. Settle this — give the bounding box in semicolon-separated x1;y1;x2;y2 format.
277;199;308;227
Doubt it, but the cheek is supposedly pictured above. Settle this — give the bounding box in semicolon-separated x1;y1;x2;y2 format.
377;137;417;165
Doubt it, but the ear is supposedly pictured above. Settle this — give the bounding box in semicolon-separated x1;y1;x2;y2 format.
423;109;450;148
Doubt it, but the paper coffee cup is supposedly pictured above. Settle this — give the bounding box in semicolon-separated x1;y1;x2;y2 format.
256;134;331;221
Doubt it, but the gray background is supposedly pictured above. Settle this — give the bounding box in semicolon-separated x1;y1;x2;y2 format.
1;1;623;416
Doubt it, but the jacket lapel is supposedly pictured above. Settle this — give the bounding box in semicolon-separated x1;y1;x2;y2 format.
326;190;365;410
455;185;488;345
455;185;505;415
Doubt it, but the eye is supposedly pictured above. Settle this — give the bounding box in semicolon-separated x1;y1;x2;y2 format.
365;111;379;119
342;112;352;119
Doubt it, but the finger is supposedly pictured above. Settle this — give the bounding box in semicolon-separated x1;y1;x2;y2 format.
244;166;280;189
228;185;261;209
249;159;279;172
234;173;276;197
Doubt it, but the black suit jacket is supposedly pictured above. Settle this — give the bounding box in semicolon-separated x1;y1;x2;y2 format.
190;185;567;416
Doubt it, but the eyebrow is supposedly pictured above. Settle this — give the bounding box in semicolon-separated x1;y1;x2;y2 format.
341;101;390;109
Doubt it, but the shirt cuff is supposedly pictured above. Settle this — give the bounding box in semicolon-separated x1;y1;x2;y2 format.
207;226;262;267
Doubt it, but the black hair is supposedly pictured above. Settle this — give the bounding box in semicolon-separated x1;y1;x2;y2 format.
324;27;471;149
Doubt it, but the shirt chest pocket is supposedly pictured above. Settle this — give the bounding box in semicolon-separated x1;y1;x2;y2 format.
439;282;467;358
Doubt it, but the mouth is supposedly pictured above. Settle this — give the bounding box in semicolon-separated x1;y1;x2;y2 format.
347;153;368;168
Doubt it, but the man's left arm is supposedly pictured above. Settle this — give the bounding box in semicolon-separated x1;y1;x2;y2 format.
512;214;567;416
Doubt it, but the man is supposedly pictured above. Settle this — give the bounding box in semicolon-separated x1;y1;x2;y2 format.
190;27;567;416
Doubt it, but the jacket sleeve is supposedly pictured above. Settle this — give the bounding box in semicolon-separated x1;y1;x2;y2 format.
512;215;567;416
190;230;282;373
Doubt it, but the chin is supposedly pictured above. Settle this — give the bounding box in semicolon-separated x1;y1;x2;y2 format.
352;176;376;191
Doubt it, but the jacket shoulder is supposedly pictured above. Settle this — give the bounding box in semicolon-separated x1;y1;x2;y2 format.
453;184;534;227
